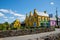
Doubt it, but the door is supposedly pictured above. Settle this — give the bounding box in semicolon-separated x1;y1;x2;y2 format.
33;22;36;27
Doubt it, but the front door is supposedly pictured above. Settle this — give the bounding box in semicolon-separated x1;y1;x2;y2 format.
33;22;36;27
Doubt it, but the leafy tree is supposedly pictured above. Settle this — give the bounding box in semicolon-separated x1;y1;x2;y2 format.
0;24;4;30
11;19;21;30
3;22;10;30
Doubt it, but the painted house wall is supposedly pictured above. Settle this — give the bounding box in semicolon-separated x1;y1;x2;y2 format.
25;9;50;27
58;21;60;26
50;20;56;26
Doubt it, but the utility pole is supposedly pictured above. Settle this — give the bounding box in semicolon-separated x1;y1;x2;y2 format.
56;8;58;26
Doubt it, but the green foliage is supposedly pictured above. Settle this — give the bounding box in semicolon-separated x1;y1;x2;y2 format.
0;24;4;30
4;22;9;25
11;26;21;30
3;22;10;30
20;26;26;29
0;22;10;30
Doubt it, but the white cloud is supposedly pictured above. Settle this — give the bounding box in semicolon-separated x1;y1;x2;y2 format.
0;12;8;18
0;9;25;22
14;13;24;17
9;10;25;17
3;16;8;18
50;2;54;5
9;10;25;21
20;17;25;20
0;9;9;13
17;16;25;22
0;9;25;17
10;17;14;19
4;19;8;21
0;12;4;17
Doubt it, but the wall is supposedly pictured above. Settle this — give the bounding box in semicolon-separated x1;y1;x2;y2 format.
50;20;56;26
0;29;60;40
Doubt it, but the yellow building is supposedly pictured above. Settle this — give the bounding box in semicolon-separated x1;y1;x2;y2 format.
25;9;50;27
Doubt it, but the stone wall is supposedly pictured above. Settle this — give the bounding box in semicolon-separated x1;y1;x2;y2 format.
0;28;55;38
0;29;60;40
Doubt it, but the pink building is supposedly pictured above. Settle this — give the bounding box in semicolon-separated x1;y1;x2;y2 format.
50;18;56;26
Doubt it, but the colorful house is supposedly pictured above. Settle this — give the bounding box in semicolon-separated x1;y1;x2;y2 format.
25;9;50;27
58;17;60;26
50;17;56;26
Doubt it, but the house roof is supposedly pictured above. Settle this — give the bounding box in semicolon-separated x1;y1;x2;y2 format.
50;17;56;20
50;17;60;21
36;11;49;17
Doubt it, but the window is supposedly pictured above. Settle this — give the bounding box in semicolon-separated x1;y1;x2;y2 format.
48;18;50;21
33;22;36;27
42;17;44;21
38;17;41;21
40;17;41;21
45;17;47;21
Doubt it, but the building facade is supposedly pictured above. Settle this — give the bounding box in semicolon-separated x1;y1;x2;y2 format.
25;9;50;27
50;18;56;26
58;17;60;26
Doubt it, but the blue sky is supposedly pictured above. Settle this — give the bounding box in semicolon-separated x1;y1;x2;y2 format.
0;0;60;23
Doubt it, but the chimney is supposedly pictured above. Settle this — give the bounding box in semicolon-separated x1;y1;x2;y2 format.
44;11;46;13
34;9;37;13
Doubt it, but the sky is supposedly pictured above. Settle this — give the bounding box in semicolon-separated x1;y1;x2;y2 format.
0;0;60;23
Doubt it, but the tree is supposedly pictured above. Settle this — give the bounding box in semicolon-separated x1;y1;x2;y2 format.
0;24;4;30
3;22;10;30
11;19;21;30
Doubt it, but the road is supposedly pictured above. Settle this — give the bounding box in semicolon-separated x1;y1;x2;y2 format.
55;28;60;31
0;28;60;40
